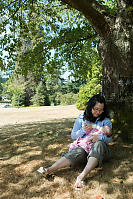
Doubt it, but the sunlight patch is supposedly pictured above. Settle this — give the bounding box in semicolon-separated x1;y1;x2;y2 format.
15;160;43;176
47;144;64;150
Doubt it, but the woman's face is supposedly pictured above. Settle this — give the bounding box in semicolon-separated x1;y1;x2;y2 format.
91;102;104;118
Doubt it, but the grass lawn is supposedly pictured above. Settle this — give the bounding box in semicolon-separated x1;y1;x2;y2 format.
0;119;133;199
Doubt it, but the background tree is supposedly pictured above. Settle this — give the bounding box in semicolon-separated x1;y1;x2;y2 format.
46;73;84;105
0;74;4;100
0;72;9;100
3;76;25;106
31;81;50;106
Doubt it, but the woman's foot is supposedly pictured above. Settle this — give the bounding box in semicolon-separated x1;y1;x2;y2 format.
37;167;52;175
37;167;48;174
74;177;85;190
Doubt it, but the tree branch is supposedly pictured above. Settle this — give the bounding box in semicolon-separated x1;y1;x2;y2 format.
60;0;113;38
70;33;97;53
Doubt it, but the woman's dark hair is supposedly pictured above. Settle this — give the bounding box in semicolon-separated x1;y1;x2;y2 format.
83;94;109;122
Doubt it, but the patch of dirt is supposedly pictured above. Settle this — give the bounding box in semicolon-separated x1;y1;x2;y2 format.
0;105;83;126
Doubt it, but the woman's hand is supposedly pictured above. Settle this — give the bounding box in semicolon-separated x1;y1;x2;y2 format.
83;123;92;132
89;134;99;143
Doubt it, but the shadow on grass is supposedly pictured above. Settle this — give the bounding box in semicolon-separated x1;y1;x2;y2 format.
0;118;133;199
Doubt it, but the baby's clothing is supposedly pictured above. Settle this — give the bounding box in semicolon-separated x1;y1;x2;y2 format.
69;122;105;154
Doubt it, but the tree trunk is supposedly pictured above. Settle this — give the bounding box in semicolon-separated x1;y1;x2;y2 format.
96;1;133;142
98;3;133;104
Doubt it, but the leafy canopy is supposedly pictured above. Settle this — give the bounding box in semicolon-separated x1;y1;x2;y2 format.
0;0;117;78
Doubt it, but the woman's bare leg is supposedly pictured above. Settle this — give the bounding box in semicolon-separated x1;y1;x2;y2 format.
77;157;98;180
75;157;98;188
46;157;71;174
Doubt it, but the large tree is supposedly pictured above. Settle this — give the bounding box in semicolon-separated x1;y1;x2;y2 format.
60;0;133;104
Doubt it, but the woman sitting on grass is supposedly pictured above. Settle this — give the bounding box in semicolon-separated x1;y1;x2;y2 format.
37;94;112;190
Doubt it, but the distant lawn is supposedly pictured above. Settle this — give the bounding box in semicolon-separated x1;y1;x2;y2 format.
0;119;133;199
0;100;11;103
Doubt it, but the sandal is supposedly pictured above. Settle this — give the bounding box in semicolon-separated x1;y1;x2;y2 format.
37;167;48;174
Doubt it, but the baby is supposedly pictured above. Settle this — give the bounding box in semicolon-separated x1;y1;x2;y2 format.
69;122;112;154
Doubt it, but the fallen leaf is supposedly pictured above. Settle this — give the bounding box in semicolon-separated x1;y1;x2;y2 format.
112;178;123;183
96;167;103;171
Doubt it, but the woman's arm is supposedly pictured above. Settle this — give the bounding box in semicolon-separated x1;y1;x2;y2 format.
71;115;86;140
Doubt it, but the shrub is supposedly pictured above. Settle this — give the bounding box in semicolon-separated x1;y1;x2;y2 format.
60;93;78;105
12;90;25;107
76;79;102;109
76;60;102;110
12;93;25;107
